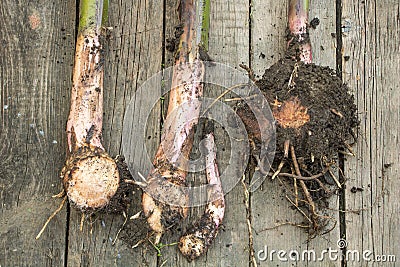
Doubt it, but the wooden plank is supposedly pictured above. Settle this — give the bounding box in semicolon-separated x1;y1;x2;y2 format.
309;1;337;67
250;2;304;267
342;0;400;266
149;0;195;265
158;0;252;266
66;0;163;266
195;1;251;266
251;1;341;266
306;2;341;267
191;1;252;266
0;1;75;266
251;0;287;77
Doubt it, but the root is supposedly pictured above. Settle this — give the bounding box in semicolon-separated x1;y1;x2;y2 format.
253;154;270;176
343;142;355;156
36;196;67;239
290;145;317;228
271;140;290;180
201;83;248;116
263;141;340;234
268;166;330;181
314;178;332;194
80;213;85;232
327;168;342;188
271;161;285;180
124;179;147;188
285;196;313;224
288;63;299;88
131;230;156;250
330;108;344;118
241;175;257;267
338;150;354;157
259;221;310;232
293;168;299;206
112;211;128;245
224;94;258;102
239;64;256;82
52;190;65;198
178;132;225;261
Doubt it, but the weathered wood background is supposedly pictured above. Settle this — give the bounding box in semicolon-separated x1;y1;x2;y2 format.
1;0;399;266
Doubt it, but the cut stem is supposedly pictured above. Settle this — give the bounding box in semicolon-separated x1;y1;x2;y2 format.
288;0;312;63
178;132;225;261
142;0;207;242
62;0;119;210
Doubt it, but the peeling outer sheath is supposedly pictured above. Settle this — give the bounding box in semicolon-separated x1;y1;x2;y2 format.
62;0;120;210
67;0;106;153
288;0;312;63
142;0;205;240
203;133;225;224
66;33;104;152
178;133;225;261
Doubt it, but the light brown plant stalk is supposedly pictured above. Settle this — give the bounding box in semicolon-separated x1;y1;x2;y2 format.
288;0;312;63
178;131;225;261
61;0;119;210
142;0;206;243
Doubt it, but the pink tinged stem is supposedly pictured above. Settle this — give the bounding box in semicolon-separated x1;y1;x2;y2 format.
153;0;203;179
203;133;225;223
178;133;225;261
288;0;312;63
160;0;202;170
62;0;119;210
154;60;204;177
67;34;104;152
142;0;205;241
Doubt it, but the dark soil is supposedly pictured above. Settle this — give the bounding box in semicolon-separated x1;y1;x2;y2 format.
238;55;359;234
102;156;139;213
108;158;187;250
309;18;320;29
108;156;151;247
119;209;152;249
257;57;358;166
166;24;184;53
240;57;358;168
77;156;152;249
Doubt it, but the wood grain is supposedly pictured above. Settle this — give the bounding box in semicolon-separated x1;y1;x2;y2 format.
159;0;252;266
306;2;341;267
1;0;399;266
0;0;75;266
250;1;303;266
342;0;400;266
251;0;287;77
200;1;251;266
66;0;163;266
251;1;341;266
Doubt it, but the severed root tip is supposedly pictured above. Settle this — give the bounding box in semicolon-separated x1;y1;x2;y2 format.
178;211;219;261
178;201;224;261
61;146;119;210
142;173;189;242
179;133;225;261
142;193;188;244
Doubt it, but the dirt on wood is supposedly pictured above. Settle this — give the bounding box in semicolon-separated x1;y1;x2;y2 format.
102;156;138;213
238;54;359;235
166;24;184;53
108;157;152;248
257;57;358;164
